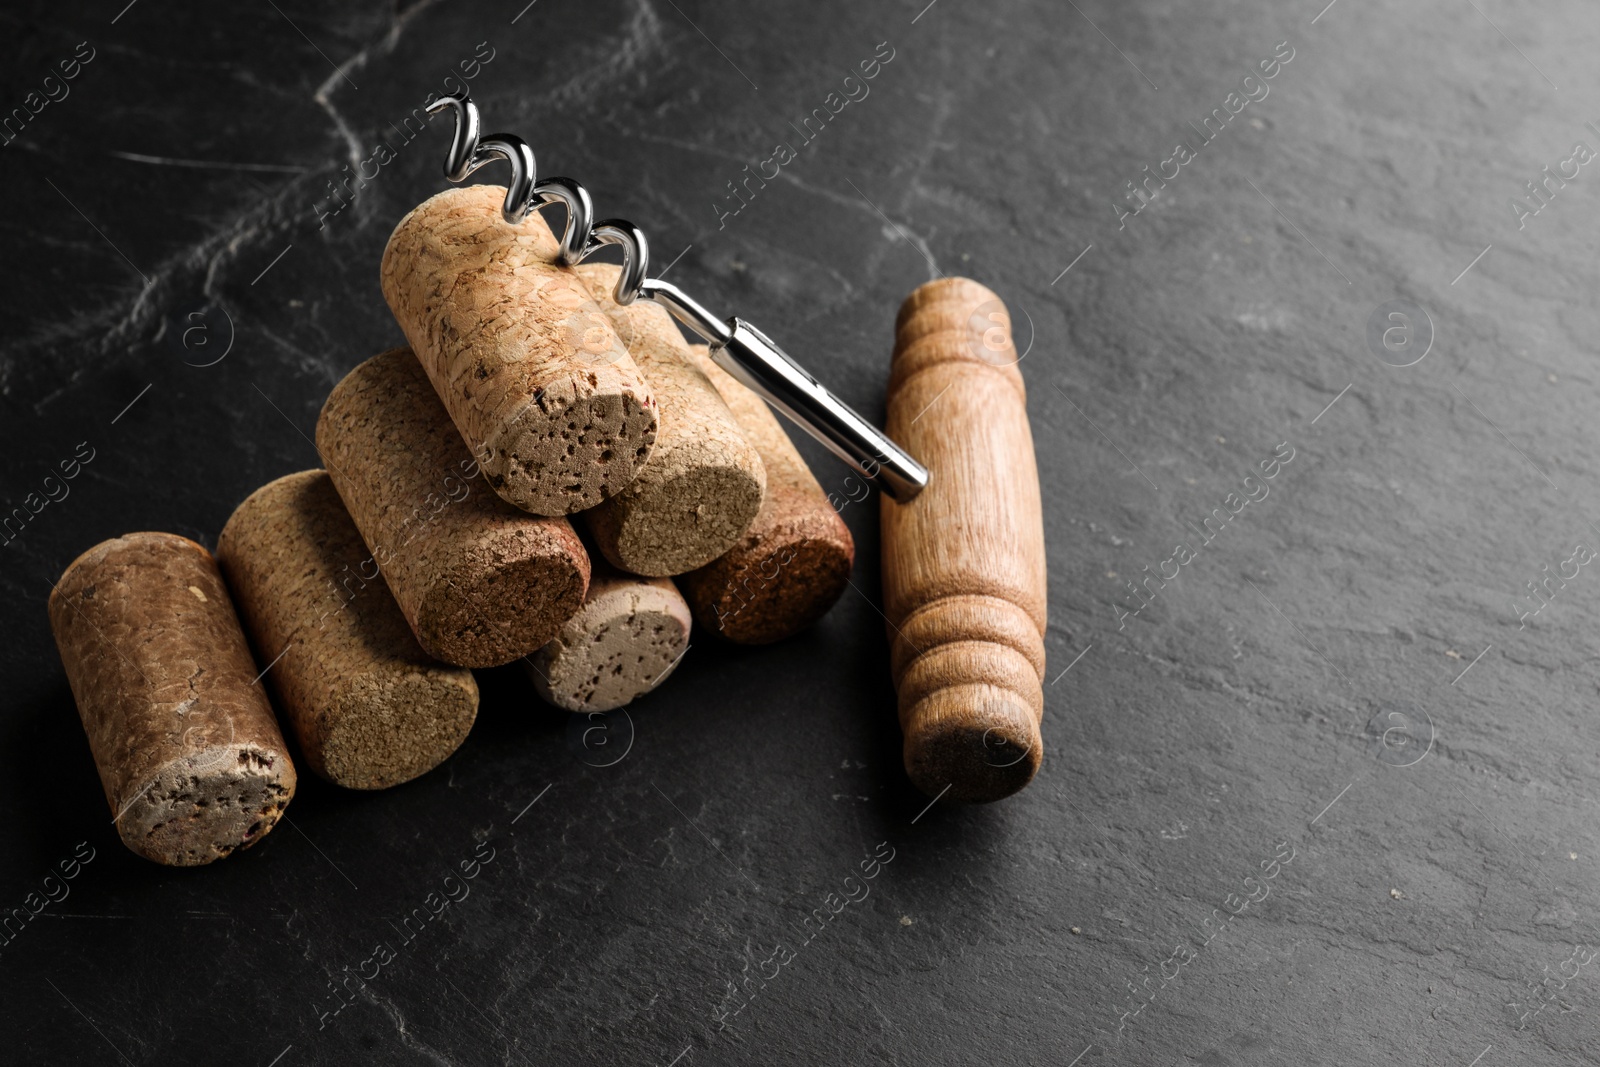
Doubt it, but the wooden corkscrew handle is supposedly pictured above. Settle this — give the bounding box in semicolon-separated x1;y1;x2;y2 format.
881;278;1047;803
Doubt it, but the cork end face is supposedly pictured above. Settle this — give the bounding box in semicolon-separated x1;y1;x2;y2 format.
490;391;659;516
902;686;1042;804
320;671;479;790
692;533;853;644
115;744;296;866
608;462;767;577
527;584;691;712
416;548;589;668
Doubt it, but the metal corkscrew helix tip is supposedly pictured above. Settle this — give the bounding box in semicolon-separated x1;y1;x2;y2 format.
424;92;929;502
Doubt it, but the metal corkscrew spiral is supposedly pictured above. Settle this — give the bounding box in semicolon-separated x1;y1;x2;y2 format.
425;92;928;502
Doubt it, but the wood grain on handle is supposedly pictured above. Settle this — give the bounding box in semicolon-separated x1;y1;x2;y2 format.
881;278;1047;803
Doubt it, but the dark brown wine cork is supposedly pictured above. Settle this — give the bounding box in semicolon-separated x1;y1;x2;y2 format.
574;263;767;576
47;533;296;866
526;555;692;712
677;346;855;644
217;470;479;790
317;348;590;669
381;184;659;516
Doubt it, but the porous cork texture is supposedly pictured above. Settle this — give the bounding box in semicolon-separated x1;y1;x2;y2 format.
677;346;855;644
46;532;296;866
526;554;692;712
575;263;767;576
317;348;591;669
217;471;479;790
381;184;659;516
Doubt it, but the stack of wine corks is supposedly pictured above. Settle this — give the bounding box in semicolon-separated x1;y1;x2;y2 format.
46;182;858;867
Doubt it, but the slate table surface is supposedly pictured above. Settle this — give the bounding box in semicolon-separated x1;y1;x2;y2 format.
3;1;1598;1064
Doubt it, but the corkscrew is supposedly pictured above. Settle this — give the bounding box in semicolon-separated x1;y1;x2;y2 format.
424;92;928;502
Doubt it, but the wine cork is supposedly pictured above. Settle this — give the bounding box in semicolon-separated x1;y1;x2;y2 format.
574;263;766;576
317;348;590;669
381;184;659;516
47;533;297;866
526;555;692;712
677;345;855;643
217;470;479;790
882;278;1047;804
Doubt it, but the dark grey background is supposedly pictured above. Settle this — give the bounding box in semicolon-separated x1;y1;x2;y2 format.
2;0;1597;1063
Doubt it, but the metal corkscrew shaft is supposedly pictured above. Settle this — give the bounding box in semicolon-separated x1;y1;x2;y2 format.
424;93;928;502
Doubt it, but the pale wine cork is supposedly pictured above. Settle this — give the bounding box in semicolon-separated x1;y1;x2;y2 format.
317;348;590;669
677;345;854;643
217;470;479;790
526;555;692;712
573;263;765;576
381;184;658;516
47;533;297;866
